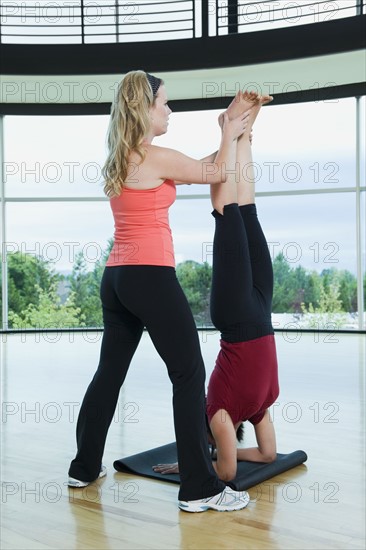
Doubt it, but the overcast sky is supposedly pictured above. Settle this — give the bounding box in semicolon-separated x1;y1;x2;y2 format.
3;96;365;274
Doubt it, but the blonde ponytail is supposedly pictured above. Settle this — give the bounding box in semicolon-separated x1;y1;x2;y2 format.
102;70;162;197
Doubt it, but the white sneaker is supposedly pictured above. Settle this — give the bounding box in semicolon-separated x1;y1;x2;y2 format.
68;465;107;488
178;486;250;513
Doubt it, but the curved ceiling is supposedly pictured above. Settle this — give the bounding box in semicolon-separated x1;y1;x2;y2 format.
0;15;365;113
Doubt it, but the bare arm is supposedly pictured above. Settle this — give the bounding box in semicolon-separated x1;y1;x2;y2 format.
198;118;251;165
174;151;218;185
151;112;249;185
153;408;276;477
210;410;238;481
200;151;218;164
236;410;277;463
153;410;238;481
194;116;251;174
199;133;250;166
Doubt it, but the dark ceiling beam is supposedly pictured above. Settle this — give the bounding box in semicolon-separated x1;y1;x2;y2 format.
1;16;365;76
1;82;365;116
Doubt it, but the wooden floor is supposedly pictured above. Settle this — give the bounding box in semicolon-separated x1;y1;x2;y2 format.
1;330;365;549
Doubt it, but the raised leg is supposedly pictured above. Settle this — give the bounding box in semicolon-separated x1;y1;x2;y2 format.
235;99;275;312
210;94;274;342
211;92;272;213
235;94;272;205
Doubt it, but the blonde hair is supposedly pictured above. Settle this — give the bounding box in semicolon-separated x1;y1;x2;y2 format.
102;70;161;197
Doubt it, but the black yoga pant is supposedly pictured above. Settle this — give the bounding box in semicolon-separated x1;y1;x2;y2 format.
69;265;225;501
210;203;274;342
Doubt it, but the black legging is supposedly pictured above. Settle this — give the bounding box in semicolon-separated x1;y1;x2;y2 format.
69;265;225;501
210;203;274;342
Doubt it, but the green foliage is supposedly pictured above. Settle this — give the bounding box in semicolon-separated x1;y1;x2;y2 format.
67;239;113;327
0;246;363;330
1;244;112;329
301;277;348;329
322;268;358;312
176;261;212;325
272;254;322;312
272;253;293;311
68;251;102;327
0;252;59;317
272;254;357;319
8;282;84;329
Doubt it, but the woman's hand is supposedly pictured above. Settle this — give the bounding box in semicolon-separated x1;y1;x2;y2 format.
221;111;251;141
152;462;179;474
219;112;253;144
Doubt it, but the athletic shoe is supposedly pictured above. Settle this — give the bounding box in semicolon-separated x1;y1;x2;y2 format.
178;486;250;513
68;465;107;488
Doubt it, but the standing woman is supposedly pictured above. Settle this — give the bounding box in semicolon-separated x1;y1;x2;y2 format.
68;71;250;512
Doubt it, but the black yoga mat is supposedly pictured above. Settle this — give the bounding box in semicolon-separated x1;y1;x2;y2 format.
114;443;308;491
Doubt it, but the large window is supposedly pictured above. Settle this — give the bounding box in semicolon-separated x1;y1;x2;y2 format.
0;1;363;43
1;96;365;330
215;0;361;36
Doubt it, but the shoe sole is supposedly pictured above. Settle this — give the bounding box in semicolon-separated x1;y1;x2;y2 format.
179;495;250;513
68;466;107;488
179;503;247;512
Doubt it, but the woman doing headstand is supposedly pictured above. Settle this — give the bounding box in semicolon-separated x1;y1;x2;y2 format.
154;91;279;482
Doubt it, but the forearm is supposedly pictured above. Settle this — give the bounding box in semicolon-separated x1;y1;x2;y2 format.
193;137;233;185
211;134;237;183
200;111;247;183
237;447;276;463
214;133;234;166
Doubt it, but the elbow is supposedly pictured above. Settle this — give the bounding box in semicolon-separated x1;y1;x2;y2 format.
206;164;227;185
262;452;277;463
210;173;227;185
207;174;227;185
217;466;237;482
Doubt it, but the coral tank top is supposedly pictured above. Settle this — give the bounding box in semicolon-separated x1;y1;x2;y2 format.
106;179;176;267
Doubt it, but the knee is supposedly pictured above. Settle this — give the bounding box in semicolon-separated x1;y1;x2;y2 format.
172;362;205;387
